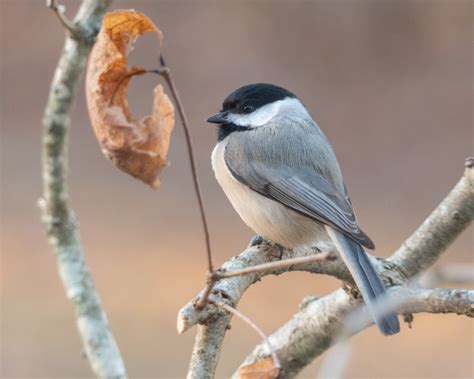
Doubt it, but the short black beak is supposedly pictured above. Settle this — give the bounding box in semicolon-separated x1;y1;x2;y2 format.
206;111;228;124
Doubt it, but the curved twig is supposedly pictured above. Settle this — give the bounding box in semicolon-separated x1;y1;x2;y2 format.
41;1;126;378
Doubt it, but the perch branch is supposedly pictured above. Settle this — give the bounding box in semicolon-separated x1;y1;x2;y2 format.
184;162;473;379
235;163;473;378
211;249;337;280
178;241;347;334
180;241;380;378
41;1;126;379
194;246;336;321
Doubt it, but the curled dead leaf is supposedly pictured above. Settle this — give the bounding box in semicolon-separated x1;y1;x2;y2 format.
86;10;175;188
238;358;282;379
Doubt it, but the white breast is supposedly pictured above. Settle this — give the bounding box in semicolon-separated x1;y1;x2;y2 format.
211;139;328;248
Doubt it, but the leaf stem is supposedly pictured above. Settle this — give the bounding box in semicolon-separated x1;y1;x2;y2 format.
151;56;214;278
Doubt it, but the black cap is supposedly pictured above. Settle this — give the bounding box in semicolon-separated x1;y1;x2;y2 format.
222;83;296;114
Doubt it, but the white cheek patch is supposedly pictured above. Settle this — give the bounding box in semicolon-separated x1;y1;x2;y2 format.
226;100;283;127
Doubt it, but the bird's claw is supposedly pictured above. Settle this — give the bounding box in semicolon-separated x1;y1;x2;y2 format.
249;235;269;247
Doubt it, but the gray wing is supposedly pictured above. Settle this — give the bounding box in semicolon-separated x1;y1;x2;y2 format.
224;143;375;249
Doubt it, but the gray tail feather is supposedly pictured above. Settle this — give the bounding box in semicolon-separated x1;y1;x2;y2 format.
325;226;400;336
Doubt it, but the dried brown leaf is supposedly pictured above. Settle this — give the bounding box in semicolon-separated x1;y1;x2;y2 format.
238;359;282;379
86;9;175;188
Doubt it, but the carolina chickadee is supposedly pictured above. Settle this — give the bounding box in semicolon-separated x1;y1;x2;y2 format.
206;83;400;336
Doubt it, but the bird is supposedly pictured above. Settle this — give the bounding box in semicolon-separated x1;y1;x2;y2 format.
206;83;400;336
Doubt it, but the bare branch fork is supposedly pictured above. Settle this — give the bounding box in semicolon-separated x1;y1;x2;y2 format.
46;0;76;34
181;159;473;379
41;1;127;379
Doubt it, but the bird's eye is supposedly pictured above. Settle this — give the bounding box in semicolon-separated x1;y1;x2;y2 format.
242;105;255;114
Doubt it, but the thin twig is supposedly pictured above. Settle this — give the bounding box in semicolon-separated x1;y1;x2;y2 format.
151;57;214;308
211;250;336;280
46;0;76;34
211;301;282;371
198;249;335;313
177;241;345;335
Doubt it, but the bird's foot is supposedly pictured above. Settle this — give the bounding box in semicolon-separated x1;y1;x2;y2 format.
249;235;270;247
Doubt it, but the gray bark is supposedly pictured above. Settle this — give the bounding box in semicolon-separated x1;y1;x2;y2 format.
40;1;126;378
234;287;473;379
186;317;231;379
183;163;473;379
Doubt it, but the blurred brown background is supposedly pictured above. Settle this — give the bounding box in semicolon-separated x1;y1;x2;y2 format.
1;0;473;378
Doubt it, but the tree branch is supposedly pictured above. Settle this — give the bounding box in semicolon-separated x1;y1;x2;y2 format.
234;163;473;378
234;289;357;379
235;286;473;379
186;316;231;379
401;287;474;317
212;249;337;280
40;1;126;378
183;162;473;378
317;281;474;379
177;241;346;335
46;0;76;34
180;242;346;378
180;242;401;378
